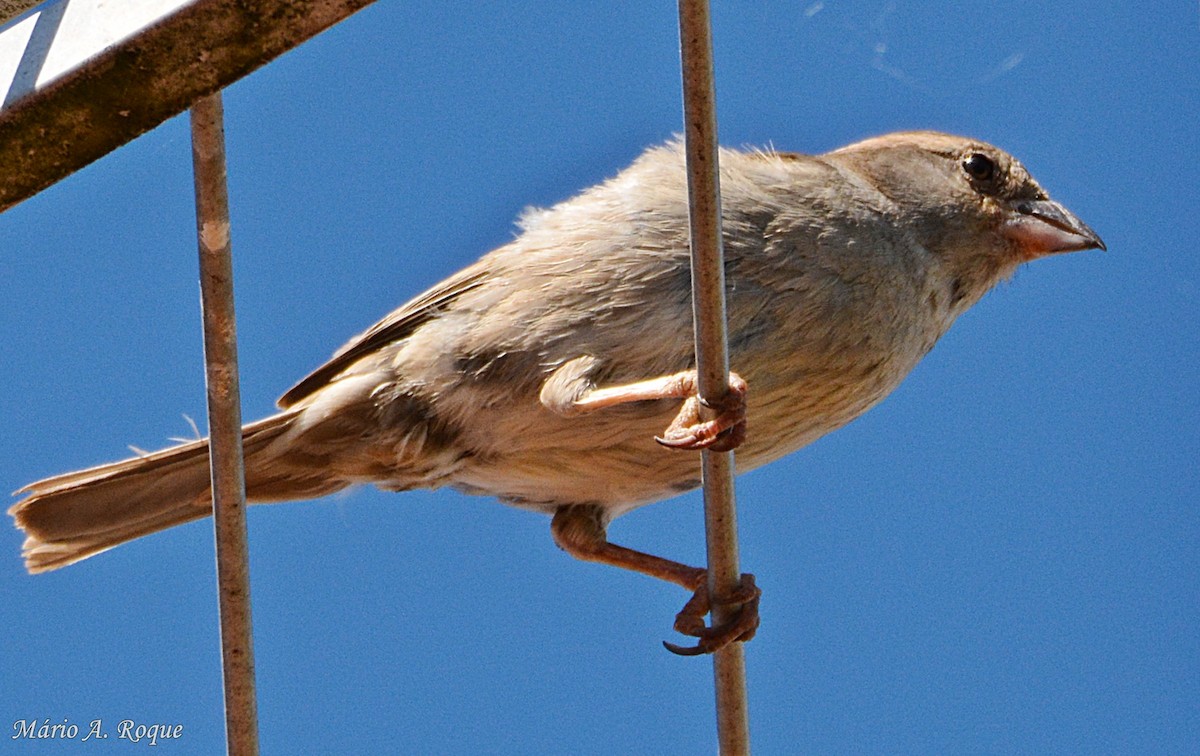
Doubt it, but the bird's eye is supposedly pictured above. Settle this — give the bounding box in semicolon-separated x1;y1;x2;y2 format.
962;152;996;182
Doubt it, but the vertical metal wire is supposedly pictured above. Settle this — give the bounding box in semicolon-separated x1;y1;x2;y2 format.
676;1;751;753
191;91;260;756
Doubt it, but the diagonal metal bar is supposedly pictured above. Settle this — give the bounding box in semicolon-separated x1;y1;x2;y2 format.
191;91;259;756
676;1;751;753
0;0;376;214
0;0;43;30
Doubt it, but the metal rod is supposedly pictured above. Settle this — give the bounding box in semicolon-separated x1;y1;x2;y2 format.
0;0;43;29
676;1;750;753
190;91;260;756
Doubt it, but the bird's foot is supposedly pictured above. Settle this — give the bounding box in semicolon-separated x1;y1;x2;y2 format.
655;372;748;452
663;573;761;656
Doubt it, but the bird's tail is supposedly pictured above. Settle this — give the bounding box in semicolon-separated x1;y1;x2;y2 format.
9;410;345;573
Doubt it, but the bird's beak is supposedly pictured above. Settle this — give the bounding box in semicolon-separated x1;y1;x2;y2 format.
1002;199;1106;259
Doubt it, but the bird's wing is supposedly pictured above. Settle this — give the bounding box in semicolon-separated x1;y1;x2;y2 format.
277;266;490;408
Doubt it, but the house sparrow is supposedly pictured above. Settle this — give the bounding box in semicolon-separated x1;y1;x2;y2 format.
9;131;1103;654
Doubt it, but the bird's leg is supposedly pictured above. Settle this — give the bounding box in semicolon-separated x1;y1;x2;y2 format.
551;504;760;655
540;356;748;452
664;573;761;656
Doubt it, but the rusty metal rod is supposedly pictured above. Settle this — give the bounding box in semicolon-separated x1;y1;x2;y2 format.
0;0;41;28
676;1;751;753
190;91;260;756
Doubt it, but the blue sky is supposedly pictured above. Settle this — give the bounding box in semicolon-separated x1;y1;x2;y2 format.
3;1;1197;753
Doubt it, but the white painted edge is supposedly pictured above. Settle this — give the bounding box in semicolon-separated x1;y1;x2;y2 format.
0;0;193;110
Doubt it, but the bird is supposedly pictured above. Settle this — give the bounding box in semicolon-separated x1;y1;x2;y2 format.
9;131;1104;654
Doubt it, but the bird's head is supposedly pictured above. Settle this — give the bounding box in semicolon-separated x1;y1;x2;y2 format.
828;131;1104;305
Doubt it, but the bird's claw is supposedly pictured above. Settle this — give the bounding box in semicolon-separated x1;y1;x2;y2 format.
655;373;748;452
663;573;761;656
